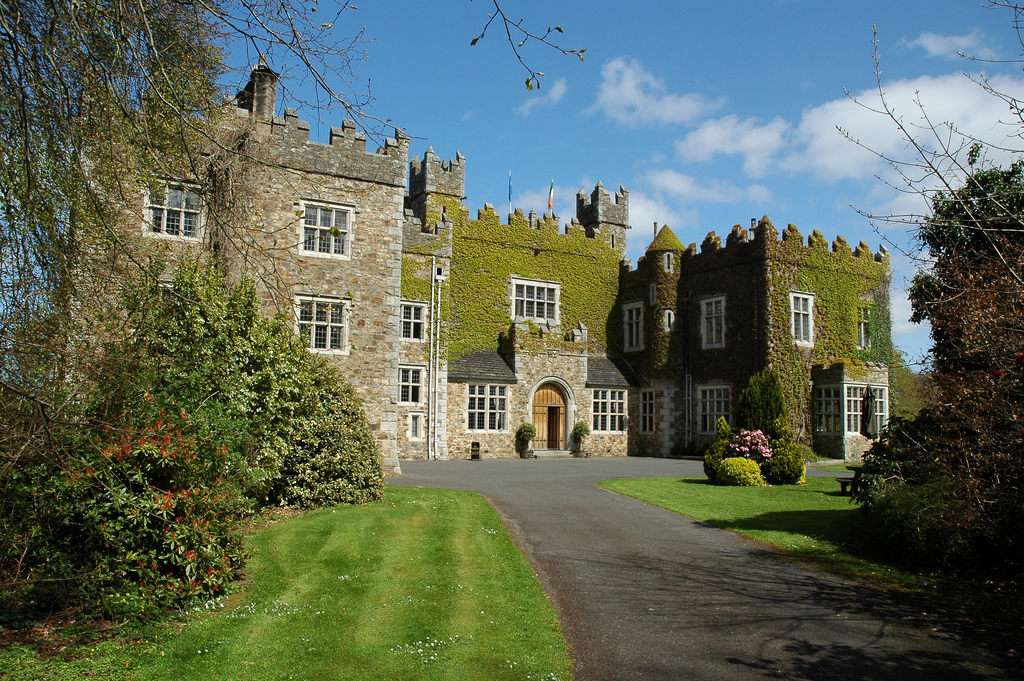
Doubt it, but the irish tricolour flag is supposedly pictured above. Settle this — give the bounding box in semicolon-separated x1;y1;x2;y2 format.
547;180;554;211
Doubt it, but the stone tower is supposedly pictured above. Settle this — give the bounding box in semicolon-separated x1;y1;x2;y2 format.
576;182;629;261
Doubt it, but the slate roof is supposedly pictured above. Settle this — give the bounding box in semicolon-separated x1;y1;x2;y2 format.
448;350;517;384
586;355;640;388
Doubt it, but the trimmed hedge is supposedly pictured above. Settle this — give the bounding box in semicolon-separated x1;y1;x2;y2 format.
716;457;766;487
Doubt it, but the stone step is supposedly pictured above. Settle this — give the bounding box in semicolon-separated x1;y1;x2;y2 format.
529;450;574;459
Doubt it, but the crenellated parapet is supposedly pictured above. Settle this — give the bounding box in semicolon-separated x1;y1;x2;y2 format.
575;182;629;260
405;148;466;232
667;217;889;267
233;64;409;187
409;147;466;201
263;111;409;187
576;182;629;230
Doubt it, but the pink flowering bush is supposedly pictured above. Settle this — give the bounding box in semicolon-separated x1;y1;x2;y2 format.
728;429;773;473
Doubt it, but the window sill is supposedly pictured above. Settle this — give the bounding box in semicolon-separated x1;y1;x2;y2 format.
298;249;351;261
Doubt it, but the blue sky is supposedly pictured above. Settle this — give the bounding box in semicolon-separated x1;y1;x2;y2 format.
240;1;1024;365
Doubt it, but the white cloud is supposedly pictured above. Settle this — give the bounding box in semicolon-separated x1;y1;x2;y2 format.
784;72;1024;182
591;57;725;126
662;71;1024;190
515;78;568;115
646;168;772;204
627;191;685;232
675;115;791;176
902;29;998;61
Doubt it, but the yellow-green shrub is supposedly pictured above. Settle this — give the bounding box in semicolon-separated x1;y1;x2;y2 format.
716;457;766;487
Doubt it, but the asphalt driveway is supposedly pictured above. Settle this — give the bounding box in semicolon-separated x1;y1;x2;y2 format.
389;457;1022;681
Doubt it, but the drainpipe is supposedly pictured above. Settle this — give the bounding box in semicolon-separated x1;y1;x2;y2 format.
427;257;436;460
433;265;444;458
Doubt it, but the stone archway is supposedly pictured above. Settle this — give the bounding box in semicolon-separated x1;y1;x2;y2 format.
532;382;567;450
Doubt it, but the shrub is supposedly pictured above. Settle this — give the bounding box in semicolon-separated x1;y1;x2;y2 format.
728;429;773;470
765;442;806;485
2;261;384;620
15;406;247;617
703;443;728;482
515;423;537;453
716;457;766;487
702;417;732;482
276;362;385;508
796;443;817;463
571;421;590;452
737;370;787;439
862;478;974;569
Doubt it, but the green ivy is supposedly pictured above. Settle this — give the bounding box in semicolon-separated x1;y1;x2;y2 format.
765;223;891;434
446;205;622;359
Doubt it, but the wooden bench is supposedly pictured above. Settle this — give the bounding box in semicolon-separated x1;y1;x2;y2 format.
838;464;864;497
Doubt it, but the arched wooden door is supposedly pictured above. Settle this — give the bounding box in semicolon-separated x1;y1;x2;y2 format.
532;383;566;450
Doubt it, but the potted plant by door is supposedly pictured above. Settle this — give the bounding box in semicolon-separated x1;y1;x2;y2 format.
571;421;590;457
515;423;537;459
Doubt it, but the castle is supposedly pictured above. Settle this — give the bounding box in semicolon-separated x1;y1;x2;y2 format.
141;64;892;474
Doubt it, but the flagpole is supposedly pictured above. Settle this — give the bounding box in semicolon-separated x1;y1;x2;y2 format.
508;170;512;218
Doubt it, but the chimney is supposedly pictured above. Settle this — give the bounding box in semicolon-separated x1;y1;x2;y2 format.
236;56;279;120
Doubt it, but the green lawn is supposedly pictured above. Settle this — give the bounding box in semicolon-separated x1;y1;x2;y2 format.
599;476;873;570
599;476;1022;632
810;463;856;473
0;486;572;681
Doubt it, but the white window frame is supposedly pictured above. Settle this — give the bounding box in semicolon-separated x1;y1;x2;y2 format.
299;201;353;260
845;384;888;435
640;391;655;433
663;252;674;273
401;302;426;341
295;295;350;354
791;292;814;346
467;384;508;432
623;302;644;351
592;389;627;432
399;365;425;405
857;307;871;349
408;412;425;441
510;277;561;325
698;385;731;434
663;309;675;333
649;282;658;305
145;184;202;240
701;296;725;349
814;386;843;434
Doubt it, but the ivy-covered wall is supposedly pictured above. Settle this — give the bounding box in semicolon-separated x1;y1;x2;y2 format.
622;218;891;452
765;222;891;436
447;204;624;359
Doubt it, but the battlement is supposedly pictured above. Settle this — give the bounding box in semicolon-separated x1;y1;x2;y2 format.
409;147;466;200
234;63;409;186
505;207;563;232
576;182;629;230
676;218;889;264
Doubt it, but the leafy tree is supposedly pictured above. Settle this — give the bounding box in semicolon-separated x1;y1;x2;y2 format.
857;162;1024;572
0;0;576;618
836;3;1024;574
